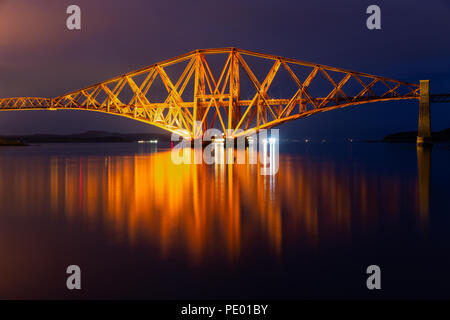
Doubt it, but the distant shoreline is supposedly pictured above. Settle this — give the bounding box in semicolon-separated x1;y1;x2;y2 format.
376;128;450;143
2;129;450;145
0;138;27;146
0;131;169;145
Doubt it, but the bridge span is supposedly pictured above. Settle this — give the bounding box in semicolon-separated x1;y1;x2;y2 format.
0;48;447;143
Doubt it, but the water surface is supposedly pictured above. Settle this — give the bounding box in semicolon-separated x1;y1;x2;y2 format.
0;142;449;299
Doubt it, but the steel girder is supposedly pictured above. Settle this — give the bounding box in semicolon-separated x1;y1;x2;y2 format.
0;48;420;139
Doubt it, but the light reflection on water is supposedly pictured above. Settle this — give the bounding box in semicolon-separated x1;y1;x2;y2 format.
0;142;442;299
0;143;423;259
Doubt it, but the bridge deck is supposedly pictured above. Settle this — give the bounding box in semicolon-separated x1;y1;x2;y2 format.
0;48;423;138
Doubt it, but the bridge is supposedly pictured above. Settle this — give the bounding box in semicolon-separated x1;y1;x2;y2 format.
0;48;448;142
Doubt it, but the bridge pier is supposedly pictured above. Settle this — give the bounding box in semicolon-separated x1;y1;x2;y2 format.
417;80;432;144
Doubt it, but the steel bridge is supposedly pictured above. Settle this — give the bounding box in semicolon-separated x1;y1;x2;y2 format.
0;48;447;141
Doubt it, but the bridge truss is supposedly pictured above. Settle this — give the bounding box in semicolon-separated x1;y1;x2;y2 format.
0;48;420;139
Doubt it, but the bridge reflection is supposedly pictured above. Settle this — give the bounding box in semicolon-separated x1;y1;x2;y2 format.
417;144;432;226
0;146;427;265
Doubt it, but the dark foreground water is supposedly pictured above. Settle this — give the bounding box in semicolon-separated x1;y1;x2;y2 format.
0;142;449;299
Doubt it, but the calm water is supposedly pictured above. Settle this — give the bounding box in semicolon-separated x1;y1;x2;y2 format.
0;142;449;299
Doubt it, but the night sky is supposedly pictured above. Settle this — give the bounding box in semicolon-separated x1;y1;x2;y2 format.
0;0;449;139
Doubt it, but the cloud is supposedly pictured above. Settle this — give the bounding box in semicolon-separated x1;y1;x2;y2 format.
0;1;58;49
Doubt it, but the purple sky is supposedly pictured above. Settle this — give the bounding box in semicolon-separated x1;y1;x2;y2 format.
0;0;449;139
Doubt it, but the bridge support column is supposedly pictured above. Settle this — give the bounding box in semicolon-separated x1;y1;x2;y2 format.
417;80;432;144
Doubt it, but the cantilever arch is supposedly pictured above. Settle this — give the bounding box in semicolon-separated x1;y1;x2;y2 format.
417;80;431;144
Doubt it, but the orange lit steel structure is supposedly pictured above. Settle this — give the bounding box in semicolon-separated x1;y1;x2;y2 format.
0;48;422;139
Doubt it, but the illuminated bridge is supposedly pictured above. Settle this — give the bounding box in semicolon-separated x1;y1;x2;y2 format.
1;48;448;142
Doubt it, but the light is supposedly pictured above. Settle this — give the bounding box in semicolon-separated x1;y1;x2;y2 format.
138;139;158;144
268;137;276;144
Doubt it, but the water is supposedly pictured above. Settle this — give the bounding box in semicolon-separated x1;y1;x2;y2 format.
0;142;449;299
